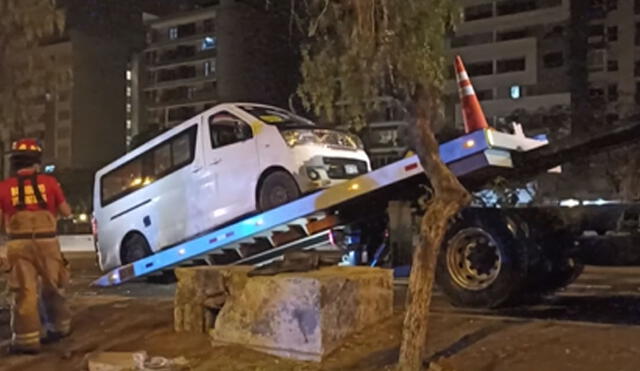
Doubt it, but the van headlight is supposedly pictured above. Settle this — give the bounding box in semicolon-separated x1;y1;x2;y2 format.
282;129;318;147
350;134;365;150
281;129;365;150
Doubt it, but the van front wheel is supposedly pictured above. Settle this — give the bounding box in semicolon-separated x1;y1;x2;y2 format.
258;171;300;211
121;232;152;265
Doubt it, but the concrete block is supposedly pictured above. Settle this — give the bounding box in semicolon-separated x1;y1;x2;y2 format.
173;266;251;333
210;266;394;361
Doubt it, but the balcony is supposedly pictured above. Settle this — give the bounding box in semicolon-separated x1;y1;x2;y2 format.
150;48;217;69
460;0;568;32
157;45;197;63
150;87;218;109
168;106;199;122
147;18;216;48
157;65;197;83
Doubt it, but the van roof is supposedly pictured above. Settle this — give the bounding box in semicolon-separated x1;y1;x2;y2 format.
95;102;283;178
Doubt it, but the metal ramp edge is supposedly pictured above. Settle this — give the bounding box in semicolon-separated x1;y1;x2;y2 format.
92;155;425;286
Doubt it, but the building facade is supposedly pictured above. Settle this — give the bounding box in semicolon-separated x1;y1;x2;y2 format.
357;1;640;202
135;9;218;132
1;2;145;173
445;0;572;135
0;1;147;221
131;0;298;142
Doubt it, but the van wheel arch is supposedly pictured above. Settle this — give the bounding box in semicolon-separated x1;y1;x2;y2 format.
120;231;152;265
256;167;301;211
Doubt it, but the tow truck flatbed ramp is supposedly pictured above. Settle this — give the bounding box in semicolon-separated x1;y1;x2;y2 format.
93;129;548;287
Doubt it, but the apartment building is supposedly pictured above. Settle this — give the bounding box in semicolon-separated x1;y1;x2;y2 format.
132;0;298;139
0;1;145;174
445;0;572;135
360;0;574;170
135;9;218;131
585;0;639;122
25;39;74;170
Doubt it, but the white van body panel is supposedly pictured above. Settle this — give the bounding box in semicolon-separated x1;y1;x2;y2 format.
93;103;370;271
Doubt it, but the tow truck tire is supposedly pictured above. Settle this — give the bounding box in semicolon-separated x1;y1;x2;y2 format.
436;210;529;308
121;232;152;265
258;171;300;211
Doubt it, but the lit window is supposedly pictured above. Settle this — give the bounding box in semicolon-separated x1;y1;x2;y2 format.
510;85;521;100
204;61;211;76
126;86;132;97
126;103;132;113
201;36;217;50
126;70;132;80
168;27;178;40
126;119;132;129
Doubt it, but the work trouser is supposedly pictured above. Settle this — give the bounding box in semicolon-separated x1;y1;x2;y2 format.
6;211;71;351
7;238;71;350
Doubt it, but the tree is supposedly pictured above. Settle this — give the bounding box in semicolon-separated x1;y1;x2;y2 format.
0;1;66;139
0;0;65;307
284;1;469;369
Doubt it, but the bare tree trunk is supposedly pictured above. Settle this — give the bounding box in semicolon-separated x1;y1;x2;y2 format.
397;90;471;370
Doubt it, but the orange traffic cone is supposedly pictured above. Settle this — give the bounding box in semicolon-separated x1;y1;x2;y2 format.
454;56;490;133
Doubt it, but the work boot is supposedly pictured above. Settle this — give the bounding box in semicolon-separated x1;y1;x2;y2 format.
41;329;71;345
8;344;40;355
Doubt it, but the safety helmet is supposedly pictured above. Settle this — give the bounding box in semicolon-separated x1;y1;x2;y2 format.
10;138;43;161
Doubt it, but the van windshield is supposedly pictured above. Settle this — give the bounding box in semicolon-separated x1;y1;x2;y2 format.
239;105;316;130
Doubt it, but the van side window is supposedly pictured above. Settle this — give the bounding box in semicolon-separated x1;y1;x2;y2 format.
101;125;198;206
172;133;192;166
153;143;171;175
209;113;252;149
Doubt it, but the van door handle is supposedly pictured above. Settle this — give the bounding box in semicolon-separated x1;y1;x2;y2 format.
192;167;202;173
210;158;222;165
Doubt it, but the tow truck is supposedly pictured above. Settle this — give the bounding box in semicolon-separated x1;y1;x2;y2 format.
93;115;640;307
93;57;640;308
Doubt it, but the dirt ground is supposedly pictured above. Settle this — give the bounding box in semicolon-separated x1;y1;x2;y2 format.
3;295;640;371
3;255;640;370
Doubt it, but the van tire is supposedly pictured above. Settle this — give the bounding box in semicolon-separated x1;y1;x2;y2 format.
121;232;152;265
258;171;300;211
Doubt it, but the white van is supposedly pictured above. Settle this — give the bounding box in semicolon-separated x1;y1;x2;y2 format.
92;103;371;271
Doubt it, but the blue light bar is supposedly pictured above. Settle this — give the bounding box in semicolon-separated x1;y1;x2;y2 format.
438;130;489;163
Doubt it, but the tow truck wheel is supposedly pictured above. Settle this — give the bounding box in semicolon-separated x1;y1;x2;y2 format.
436;211;528;308
258;171;300;211
121;232;152;265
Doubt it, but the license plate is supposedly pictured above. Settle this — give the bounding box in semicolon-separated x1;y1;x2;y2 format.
345;164;358;175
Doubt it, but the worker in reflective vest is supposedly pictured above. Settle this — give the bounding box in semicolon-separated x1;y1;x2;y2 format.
0;138;72;354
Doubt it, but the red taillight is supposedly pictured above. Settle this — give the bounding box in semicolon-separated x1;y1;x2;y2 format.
404;163;419;172
91;215;98;239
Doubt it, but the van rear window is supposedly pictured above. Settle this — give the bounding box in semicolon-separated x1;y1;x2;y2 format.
100;125;197;206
